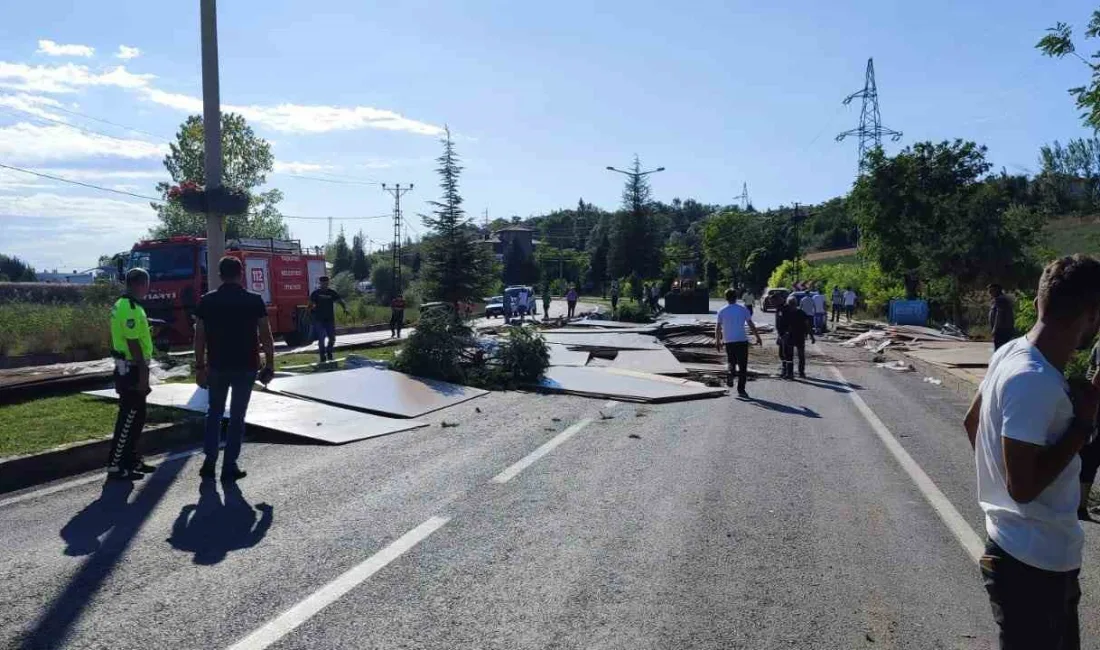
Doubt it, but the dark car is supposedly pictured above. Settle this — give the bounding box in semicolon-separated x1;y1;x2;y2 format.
762;287;790;312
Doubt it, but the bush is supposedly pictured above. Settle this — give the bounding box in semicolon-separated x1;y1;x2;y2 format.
768;258;905;315
492;326;549;385
615;301;653;323
549;278;569;296
392;308;473;383
1013;293;1036;334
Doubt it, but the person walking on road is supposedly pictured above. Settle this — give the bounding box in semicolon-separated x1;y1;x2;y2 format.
309;276;347;363
843;287;857;322
812;289;827;335
650;283;662;315
610;281;620;316
566;286;578;319
989;284;1016;351
963;255;1100;649
716;288;763;398
542;284;551;320
389;294;407;337
776;295;814;379
831;287;843;323
799;291;815;324
106;268;154;481
194;257;276;481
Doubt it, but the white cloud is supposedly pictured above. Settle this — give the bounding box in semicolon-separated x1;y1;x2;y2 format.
37;168;163;181
142;88;443;136
116;45;141;60
0;92;66;120
0;62;153;94
0;122;165;163
36;40;95;58
274;161;335;174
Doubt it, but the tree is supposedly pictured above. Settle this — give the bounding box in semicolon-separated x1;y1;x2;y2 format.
1036;137;1100;214
351;231;371;280
149;113;289;239
585;213;612;292
1037;10;1100;133
607;156;662;280
0;254;36;281
370;262;411;304
702;209;756;289
330;228;352;277
420;127;495;304
850;140;1044;315
503;238;539;286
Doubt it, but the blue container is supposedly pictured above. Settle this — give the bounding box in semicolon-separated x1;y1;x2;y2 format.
889;299;929;326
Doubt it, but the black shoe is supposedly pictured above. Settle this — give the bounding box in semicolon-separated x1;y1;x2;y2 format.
1079;508;1094;522
799;373;807;379
221;466;247;481
737;390;749;399
199;462;216;479
107;469;144;481
130;461;156;474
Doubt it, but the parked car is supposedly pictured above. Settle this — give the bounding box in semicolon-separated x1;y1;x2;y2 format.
503;285;537;316
761;287;790;312
485;296;504;318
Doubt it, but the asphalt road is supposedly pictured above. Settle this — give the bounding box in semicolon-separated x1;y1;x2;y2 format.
3;339;1100;648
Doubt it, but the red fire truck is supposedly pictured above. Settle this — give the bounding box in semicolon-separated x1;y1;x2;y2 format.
126;236;327;348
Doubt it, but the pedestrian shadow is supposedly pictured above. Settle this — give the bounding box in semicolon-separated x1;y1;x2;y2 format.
167;479;273;566
797;376;862;393
22;456;187;649
747;397;821;418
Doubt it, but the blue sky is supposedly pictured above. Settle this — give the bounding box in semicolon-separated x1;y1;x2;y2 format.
0;0;1094;270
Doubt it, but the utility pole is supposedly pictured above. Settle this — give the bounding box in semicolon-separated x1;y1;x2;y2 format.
736;182;750;211
836;58;902;174
382;183;413;295
327;216;333;251
200;0;224;289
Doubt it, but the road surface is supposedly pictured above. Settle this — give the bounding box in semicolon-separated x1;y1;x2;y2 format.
3;342;1099;649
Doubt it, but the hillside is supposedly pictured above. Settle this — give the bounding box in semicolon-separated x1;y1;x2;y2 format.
1045;216;1100;257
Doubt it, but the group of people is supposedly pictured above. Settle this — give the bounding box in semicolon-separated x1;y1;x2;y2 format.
107;257;275;482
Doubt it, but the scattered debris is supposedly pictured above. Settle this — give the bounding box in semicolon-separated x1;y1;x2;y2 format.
551;417;561;422
475;406;481;413
441;421;459;428
599;411;614;420
628;434;641;439
876;360;915;372
922;376;943;386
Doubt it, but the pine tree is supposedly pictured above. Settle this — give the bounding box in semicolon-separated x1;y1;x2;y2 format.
331;227;352;276
351;231;371;280
607;155;661;280
421;127;495;303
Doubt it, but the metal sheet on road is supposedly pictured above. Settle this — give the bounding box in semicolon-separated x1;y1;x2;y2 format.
541;332;665;351
547;344;591;367
85;384;428;444
268;367;488;418
535;366;726;402
609;349;688;376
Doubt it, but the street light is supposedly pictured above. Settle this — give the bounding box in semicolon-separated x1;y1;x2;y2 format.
606;165;665;177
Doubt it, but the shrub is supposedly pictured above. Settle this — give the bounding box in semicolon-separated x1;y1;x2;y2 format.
493;326;549;385
392;307;473;383
616;301;653;323
768;258;905;315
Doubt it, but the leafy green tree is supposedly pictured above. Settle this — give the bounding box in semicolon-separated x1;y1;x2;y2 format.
351;231;371;280
607;156;662;281
1038;11;1100;132
149;112;288;239
850;140;1045;315
421;127;495;304
503;238;539;286
330;228;353;277
584;213;612;292
0;254;36;281
1036;137;1100;214
702;209;757;289
370;262;412;304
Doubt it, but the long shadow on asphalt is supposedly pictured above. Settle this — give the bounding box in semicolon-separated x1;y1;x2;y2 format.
167;479;273;565
746;397;821;418
22;456;188;650
796;376;861;393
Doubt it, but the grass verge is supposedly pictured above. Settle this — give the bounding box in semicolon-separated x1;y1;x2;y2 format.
0;393;190;458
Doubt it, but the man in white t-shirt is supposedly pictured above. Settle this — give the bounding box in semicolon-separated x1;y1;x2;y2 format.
716;287;763;398
811;290;827;335
964;255;1100;649
842;288;857;322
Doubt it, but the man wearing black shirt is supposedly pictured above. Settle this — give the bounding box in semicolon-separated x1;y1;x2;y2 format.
310;276;347;363
194;257;275;481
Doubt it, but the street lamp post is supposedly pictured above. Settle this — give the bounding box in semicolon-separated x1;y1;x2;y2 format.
200;0;224;290
604;163;664;295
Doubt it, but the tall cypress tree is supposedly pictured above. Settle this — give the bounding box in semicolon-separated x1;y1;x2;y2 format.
607;155;660;280
331;227;352;276
421;126;495;304
351;230;371;280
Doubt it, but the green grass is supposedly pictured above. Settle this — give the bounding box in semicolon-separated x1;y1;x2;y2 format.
335;299;420;328
0;394;190;458
1045;216;1100;257
277;343;403;372
0;302;111;357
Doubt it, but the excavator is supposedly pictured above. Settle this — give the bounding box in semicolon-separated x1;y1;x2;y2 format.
663;260;710;313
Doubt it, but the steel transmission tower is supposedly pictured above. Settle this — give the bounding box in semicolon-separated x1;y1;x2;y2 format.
735;182;750;211
382;183;413;293
836;58;902;173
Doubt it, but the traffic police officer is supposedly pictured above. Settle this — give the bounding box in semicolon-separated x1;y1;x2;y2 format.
106;268;154;480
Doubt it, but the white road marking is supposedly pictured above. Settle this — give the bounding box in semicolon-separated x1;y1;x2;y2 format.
827;364;984;563
492;418;596;484
226;516;449;650
0;447;201;509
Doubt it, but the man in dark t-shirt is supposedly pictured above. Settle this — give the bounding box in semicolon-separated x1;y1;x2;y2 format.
309;276;347;362
390;294;407;338
988;284;1016;351
194;256;275;481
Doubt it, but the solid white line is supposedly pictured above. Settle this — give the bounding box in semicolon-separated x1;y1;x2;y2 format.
492;418;596;484
226;516;449;650
0;447;202;509
828;365;984;563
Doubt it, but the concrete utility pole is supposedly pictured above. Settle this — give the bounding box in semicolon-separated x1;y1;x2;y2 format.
200;0;224;289
382;183;413;294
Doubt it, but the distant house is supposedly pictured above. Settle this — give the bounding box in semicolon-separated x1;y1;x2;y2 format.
36;269;101;285
484;225;538;263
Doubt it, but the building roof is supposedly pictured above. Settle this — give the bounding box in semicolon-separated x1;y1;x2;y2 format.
492;225;535;233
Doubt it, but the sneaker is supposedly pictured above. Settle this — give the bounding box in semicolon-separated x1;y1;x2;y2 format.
221;466;247;481
799;373;807;379
199;462;216;479
107;469;144;481
130;461;156;474
737;390;750;399
1079;508;1094;522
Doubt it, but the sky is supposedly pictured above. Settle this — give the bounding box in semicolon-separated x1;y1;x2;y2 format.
0;0;1095;271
